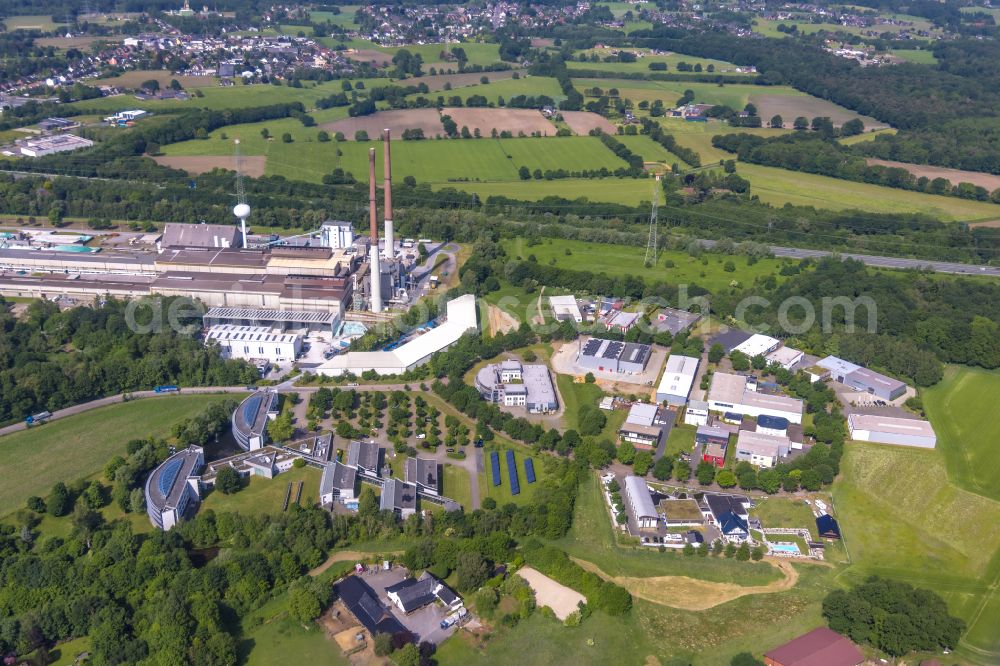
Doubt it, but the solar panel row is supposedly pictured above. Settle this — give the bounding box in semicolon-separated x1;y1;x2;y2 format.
506;449;520;496
602;341;624;360
524;457;536;484
490;451;501;487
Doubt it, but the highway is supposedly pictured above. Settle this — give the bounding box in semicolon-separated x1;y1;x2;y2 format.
699;240;1000;277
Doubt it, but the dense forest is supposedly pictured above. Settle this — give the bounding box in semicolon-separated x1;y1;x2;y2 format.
0;297;257;424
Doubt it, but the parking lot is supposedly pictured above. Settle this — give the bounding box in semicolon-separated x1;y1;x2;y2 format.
360;568;460;645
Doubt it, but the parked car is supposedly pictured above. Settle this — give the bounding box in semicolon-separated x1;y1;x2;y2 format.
416;433;426;439
446;448;455;453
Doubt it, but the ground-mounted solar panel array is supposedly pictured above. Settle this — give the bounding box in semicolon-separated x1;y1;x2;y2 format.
524;457;536;484
490;450;501;486
506;449;520;495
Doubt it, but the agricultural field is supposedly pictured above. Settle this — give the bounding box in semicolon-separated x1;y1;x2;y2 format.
441;177;655;205
95;70;219;89
0;395;234;517
752;16;944;39
923;366;1000;502
443;107;556;136
832;440;1000;661
616;134;688;165
1;14;66;31
736;163;1000;222
666;120;791;163
502;237;794;293
163;129;630;184
865;159;1000;192
748;93;887;129
837;127;897;145
569;47;741;76
575;77;806;110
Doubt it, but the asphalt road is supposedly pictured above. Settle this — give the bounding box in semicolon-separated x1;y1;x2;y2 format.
700;239;1000;277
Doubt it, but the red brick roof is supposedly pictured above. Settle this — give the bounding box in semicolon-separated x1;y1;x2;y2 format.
765;628;864;666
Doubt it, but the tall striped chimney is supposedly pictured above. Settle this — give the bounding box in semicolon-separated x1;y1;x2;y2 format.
383;128;394;260
368;147;382;313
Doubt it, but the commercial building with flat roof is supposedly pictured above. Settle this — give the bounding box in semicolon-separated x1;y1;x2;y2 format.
475;359;558;413
847;413;936;448
162;222;241;249
205;324;302;363
766;346;804;371
145;446;204;530
652;307;701;335
577;337;652;375
548;294;582;323
232;390;280;451
735;430;791;468
20;133;93;157
656;354;699;405
732;333;780;359
708;372;804;424
817;356;907;400
685;399;709;426
317;294;479;377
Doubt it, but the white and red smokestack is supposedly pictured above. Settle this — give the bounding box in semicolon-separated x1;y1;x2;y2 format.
383;128;394;260
368;147;382;313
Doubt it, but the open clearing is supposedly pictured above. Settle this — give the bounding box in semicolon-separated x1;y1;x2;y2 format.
309;549;404;577
0;395;233;517
344;49;393;67
320;108;444;139
569;47;740;76
153;154;265;176
35;36;105;49
865;159;1000;191
517;567;586;619
559;110;616;135
573;556;800;611
442;107;555;135
749;93;887;129
412;69;516;91
574;78;805;110
2;15;65;31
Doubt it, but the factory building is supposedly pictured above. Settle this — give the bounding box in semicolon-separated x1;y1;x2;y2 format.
847;413;936;449
317;294;479;377
161;222;241;249
549;294;583;323
204;325;303;363
732;333;780;359
19;133;94;157
656;354;699;405
577;337;652;375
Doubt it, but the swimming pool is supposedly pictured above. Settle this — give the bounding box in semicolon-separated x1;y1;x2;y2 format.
770;542;801;554
53;244;100;253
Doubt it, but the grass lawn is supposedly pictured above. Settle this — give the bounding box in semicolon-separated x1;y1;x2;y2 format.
0;395;233;518
752;496;818;538
48;637;91;666
440;177;656;206
923;366;1000;502
503;236;793;293
435;75;564;104
574;78;805;110
479;441;545;506
616;134;689;165
737;163;1000;222
2;14;66;31
200;466;321;515
664;423;696;459
891;48;938;64
837;127;898;146
442;462;472;509
832;440;1000;661
240;588;347;666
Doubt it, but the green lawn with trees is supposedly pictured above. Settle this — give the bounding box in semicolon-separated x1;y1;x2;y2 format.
0;395;234;518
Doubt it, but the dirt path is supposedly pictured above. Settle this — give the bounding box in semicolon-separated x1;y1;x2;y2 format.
533;286;546;325
309;550;404;577
571;556;800;611
487;304;518;336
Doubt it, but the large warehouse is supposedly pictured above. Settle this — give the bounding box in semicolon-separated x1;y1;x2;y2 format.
708;372;804;424
145;446;204;529
576;337;652;375
847;413;936;448
317;294;478;377
656;354;699;405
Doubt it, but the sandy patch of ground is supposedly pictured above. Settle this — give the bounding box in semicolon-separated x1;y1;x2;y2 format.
517;566;586;620
442;107;556;136
345;49;393;67
572;556;800;611
153;155;265;177
749;93;887;129
865;158;1000;191
309;549;404;577
320;601;378;662
320;108;443;139
487;304;518;335
559;110;616;135
968;219;1000;228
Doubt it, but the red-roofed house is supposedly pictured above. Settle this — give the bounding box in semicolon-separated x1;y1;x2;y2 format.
764;627;864;666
